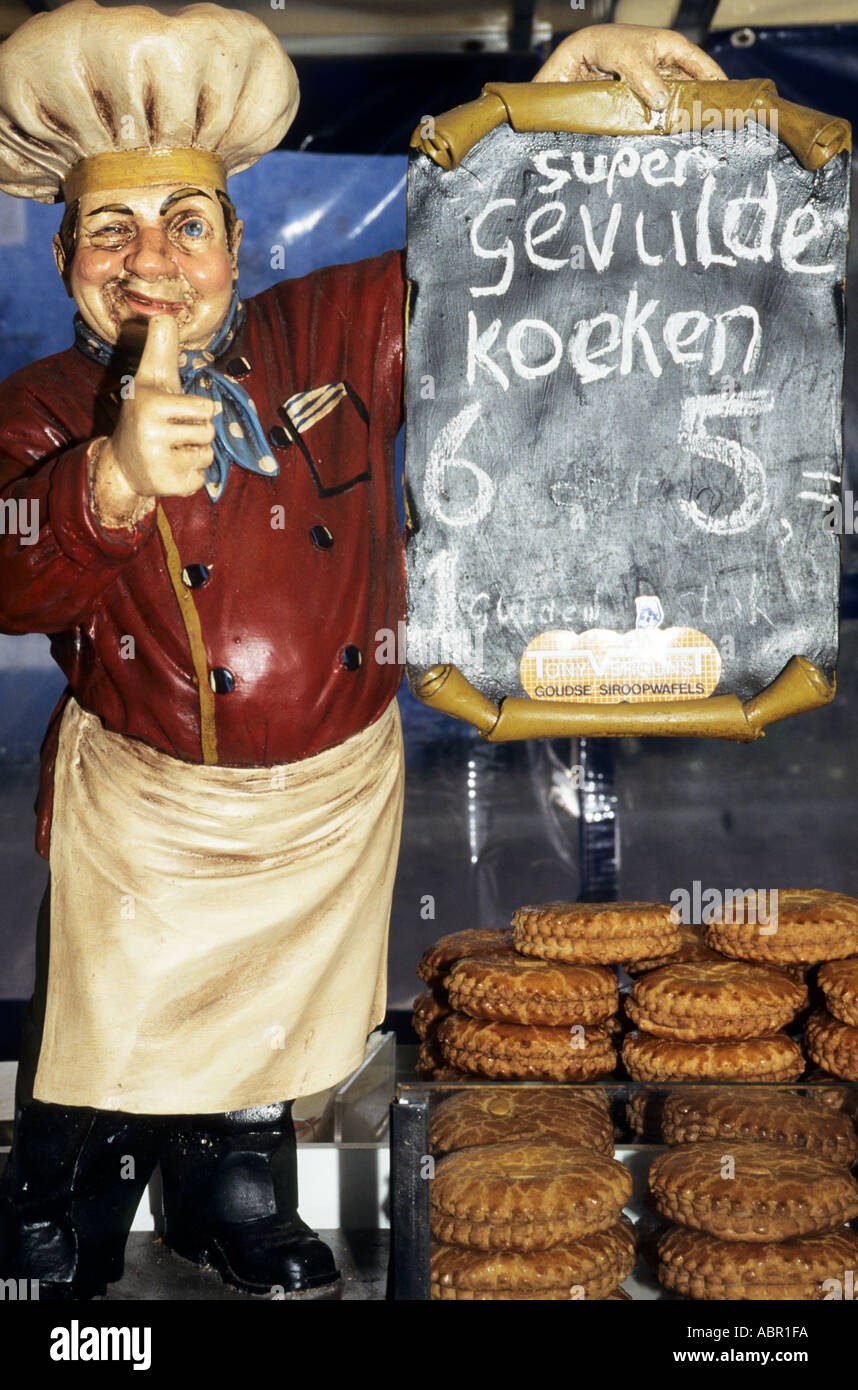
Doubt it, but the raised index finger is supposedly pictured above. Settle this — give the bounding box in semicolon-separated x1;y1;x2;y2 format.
135;313;182;394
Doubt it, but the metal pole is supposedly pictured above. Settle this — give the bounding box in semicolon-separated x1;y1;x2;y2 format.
577;737;619;902
673;0;722;46
387;1092;431;1300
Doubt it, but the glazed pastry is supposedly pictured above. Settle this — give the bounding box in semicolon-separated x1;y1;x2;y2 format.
513;901;678;966
805;1009;858;1081
430;1139;632;1250
622;1031;804;1083
437;1013;616;1081
416;1037;468;1082
417;927;516;987
412;987;451;1040
625;1087;667;1141
430;1085;614;1156
624;961;806;1041
817;957;858;1027
446;954;618;1026
705;888;858;964
623;921;723;976
649;1140;858;1240
430;1215;635;1299
660;1085;858;1166
657;1224;858;1300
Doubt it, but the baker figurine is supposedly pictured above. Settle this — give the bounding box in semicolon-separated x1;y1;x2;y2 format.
0;1;724;1298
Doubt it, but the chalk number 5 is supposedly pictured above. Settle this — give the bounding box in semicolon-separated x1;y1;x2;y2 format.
678;389;774;536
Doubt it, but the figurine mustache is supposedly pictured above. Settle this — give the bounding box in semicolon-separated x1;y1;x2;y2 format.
102;273;199;327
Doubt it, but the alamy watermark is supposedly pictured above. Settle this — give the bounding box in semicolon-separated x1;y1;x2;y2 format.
0;497;39;545
0;1277;39;1299
673;101;779;146
375;620;483;670
670;880;778;935
823;490;858;534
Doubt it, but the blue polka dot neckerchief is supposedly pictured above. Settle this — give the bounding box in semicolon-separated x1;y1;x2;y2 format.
73;288;278;502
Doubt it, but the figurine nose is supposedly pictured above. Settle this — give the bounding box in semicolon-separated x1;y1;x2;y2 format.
124;225;178;279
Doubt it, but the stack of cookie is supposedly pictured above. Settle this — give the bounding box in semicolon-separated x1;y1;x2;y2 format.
649;1134;858;1300
413;927;516;1079
415;901;680;1081
435;953;621;1081
621;959;807;1083
704;888;858;1082
428;1087;635;1300
806;959;858;1082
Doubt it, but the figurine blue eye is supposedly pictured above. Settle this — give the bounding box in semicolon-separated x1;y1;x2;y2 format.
182;219;205;238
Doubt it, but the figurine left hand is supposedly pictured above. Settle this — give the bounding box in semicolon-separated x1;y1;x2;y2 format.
534;23;727;110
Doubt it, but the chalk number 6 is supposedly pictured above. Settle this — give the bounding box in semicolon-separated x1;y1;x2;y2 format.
424;401;496;528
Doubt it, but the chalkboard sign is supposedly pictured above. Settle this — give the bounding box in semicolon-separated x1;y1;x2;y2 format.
404;81;851;740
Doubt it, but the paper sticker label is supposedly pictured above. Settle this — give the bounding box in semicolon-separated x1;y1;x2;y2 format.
520;596;721;704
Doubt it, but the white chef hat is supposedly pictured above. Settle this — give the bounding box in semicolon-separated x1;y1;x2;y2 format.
0;0;299;203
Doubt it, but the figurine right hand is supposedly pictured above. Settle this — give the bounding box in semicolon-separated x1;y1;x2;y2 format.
97;314;216;513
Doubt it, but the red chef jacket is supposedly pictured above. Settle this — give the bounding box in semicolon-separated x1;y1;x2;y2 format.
0;248;406;858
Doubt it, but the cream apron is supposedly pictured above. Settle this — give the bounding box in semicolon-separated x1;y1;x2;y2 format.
33;697;404;1114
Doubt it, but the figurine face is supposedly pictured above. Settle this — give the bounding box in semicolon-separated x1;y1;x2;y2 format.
55;182;243;349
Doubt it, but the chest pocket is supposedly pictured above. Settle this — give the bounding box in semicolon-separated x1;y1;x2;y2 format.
277;380;370;497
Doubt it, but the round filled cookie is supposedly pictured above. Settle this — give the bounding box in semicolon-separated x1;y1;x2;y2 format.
416;1038;468;1082
412;988;451;1041
513;901;678;966
437;1013;617;1081
623;922;724;976
624;961;807;1041
818;957;858;1028
657;1224;858;1300
416;927;516;988
649;1140;858;1241
430;1085;614;1156
660;1086;858;1166
430;1215;635;1300
704;888;858;965
622;1031;804;1083
446;954;618;1026
430;1138;632;1250
779;962;815;984
805;1009;858;1082
625;1087;667;1141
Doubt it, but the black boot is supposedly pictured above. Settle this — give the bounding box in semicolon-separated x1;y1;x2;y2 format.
0;1101;162;1300
160;1101;340;1295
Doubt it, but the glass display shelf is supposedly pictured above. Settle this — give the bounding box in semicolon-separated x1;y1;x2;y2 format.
389;1078;858;1301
